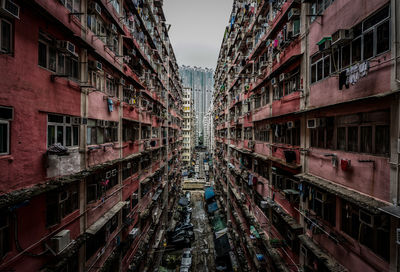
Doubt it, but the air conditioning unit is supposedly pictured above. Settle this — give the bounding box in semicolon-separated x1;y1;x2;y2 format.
89;60;102;71
57;41;76;56
287;121;294;129
331;29;353;46
266;124;271;130
119;78;125;85
271;77;277;86
279;73;285;82
110;23;118;33
129;84;134;91
0;0;19;19
129;228;139;239
50;230;71;255
260;201;268;209
89;2;101;15
112;169;117;176
105;171;111;179
127;162;131;168
288;8;300;20
307;118;325;129
359;210;375;227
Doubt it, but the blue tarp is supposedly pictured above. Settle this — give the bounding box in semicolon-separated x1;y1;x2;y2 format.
205;187;215;200
207;202;218;214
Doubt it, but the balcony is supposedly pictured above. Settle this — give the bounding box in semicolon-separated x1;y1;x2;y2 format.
46;147;81;178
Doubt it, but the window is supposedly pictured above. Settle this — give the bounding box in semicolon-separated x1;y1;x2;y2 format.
38;33;79;79
47;114;79;147
123;119;139;142
311;53;330;84
310;190;335;225
106;77;117;97
86;119;118;145
86;167;119;204
244;127;252;140
63;0;81;13
86;227;105;260
0;107;12;155
141;125;151;139
46;183;79;226
1;18;12;53
0;211;10;258
341;200;389;261
335;111;389;156
152;127;159;138
254;159;268;179
283;68;300;95
273;121;300;146
110;0;120;13
106;214;118;239
131;189;139;209
310;0;335;22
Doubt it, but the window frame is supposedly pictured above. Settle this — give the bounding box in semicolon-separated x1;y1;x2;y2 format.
47;114;80;148
38;35;79;80
46;184;79;227
0;120;10;155
0;17;13;54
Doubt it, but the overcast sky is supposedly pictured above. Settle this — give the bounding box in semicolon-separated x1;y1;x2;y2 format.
163;0;234;70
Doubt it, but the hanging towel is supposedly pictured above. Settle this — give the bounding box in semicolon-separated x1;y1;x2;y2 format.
107;98;114;112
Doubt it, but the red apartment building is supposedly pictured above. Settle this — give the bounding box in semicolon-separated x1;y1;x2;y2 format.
214;0;400;271
0;0;183;271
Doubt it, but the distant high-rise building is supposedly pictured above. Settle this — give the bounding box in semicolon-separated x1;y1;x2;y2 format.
179;66;214;145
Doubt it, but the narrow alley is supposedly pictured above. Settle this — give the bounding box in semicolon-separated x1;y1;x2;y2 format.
0;0;399;272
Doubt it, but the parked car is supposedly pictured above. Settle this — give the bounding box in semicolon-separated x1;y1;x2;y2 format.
175;223;194;232
179;267;190;272
185;191;191;203
185;206;193;213
183;212;191;224
181;248;192;268
168;229;194;241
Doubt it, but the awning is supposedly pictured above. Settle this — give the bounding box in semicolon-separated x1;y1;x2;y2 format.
264;198;302;231
207;202;219;214
250;225;260;239
215;233;231;257
86;201;126;235
317;37;332;45
205;186;215;200
215;228;228;239
212;215;227;232
296;173;387;214
299;235;348;272
253;153;301;170
152;189;163;201
283;189;299;196
178;197;189;206
379;205;400;219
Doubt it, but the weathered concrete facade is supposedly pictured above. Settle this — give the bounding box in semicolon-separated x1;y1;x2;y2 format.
213;0;400;271
0;0;183;271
